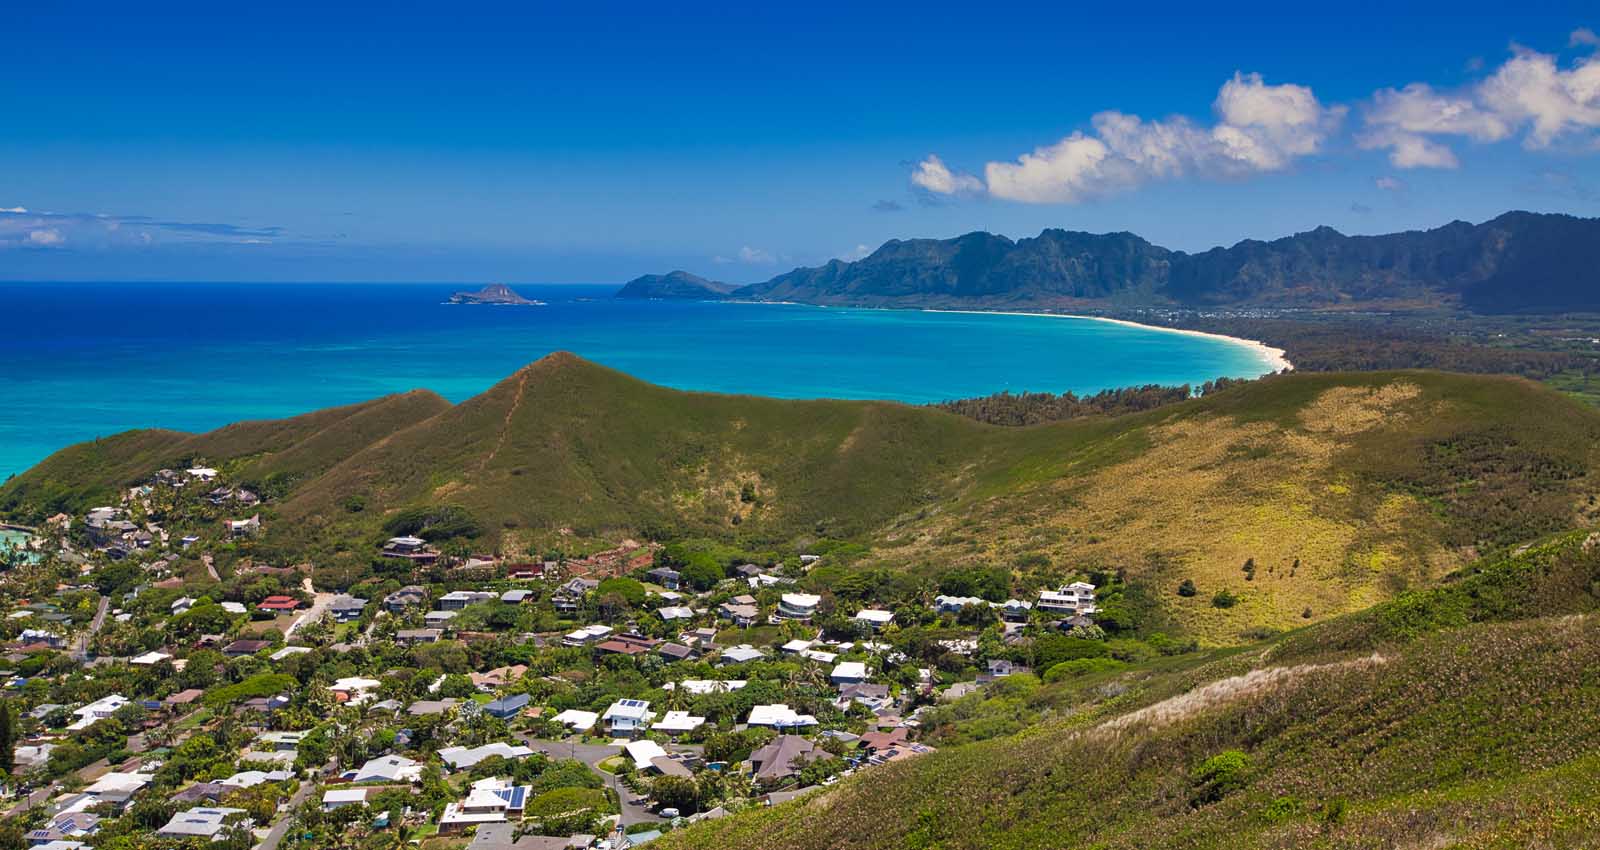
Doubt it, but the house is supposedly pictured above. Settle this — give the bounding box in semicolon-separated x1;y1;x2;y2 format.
256;595;301;614
746;704;819;730
407;699;459;717
156;807;251;841
504;562;545;580
26;811;102;845
562;624;612;646
933;594;988;614
329;677;382;703
499;589;533;605
1000;599;1032;621
470;665;527;691
656;642;696;663
1036;582;1097;615
718;602;759;627
129;650;172;666
484;693;532;719
424;610;458;627
439;777;531;835
656;605;695;621
718;645;766;665
269;646;311;662
328;595;368;622
224;515;260;539
321;788;370;811
595;634;659;657
84;770;154;806
395;628;442;645
646;567;682;590
601;699;654;736
853;609;894;631
748;735;824;784
438;742;536;771
256;730;309;751
380;536;438;564
652;710;706;735
221;639;270;657
69;694;131;730
837;682;892;711
165;689;205;708
830;661;869;686
622;739;670;769
777;593;820;621
384;586;428;612
667;679;746;696
346;754;423;784
19;628;66;649
15;743;55;769
438;590;496;611
549;709;599;732
169;596;198;616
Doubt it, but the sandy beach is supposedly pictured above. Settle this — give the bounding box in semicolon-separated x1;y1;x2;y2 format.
921;308;1294;375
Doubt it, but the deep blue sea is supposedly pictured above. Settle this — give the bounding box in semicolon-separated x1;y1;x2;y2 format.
0;283;1280;479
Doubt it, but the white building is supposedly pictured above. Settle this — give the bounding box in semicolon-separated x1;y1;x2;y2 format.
933;594;987;614
1036;582;1097;614
68;694;131;731
746;703;819;729
652;710;706;735
665;679;747;695
777;593;821;620
601;699;654;736
853;609;894;630
346;755;423;784
438;742;535;771
830;661;869;686
157;807;250;841
439;778;529;834
562;624;613;646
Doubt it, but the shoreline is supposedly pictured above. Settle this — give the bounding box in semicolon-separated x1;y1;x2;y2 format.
917;307;1294;375
723;297;1293;377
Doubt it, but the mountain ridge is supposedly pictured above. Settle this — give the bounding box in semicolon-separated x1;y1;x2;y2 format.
632;211;1600;313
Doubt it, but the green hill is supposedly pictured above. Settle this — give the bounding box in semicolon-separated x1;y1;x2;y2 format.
5;355;1599;642
656;532;1600;850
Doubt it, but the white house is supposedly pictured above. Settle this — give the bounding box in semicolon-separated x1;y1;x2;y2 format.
562;624;613;646
157;807;250;841
438;742;535;771
1036;582;1097;614
346;755;423;784
933;595;987;614
651;710;706;735
830;661;869;686
601;699;654;737
665;679;746;695
321;788;370;811
549;709;599;732
438;778;529;834
69;694;131;731
777;593;821;620
853;609;894;631
746;704;819;730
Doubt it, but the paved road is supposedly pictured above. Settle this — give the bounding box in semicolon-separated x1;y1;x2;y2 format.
285;591;335;639
253;761;327;850
71;596;111;661
521;737;666;827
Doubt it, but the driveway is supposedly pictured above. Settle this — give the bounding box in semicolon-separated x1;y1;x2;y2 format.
520;736;666;827
253;759;328;850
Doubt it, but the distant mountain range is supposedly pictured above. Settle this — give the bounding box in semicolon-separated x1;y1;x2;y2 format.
619;211;1600;313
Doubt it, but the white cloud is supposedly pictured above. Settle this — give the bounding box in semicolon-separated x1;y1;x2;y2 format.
838;243;873;262
910;155;984;196
1572;27;1600;48
1374;176;1405;191
1;206;27;214
713;246;777;265
27;228;64;246
1360;41;1600;167
929;73;1343;204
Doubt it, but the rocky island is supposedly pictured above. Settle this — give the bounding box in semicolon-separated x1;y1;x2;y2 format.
615;270;736;300
448;283;543;305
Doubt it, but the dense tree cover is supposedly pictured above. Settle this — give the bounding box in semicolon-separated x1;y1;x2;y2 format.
933;383;1200;426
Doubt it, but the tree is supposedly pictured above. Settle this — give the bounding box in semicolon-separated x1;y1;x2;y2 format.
0;700;15;775
1176;579;1197;597
650;774;701;813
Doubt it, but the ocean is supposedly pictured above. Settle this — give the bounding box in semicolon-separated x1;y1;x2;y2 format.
0;282;1282;479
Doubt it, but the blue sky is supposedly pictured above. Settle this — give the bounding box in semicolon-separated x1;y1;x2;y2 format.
3;1;1599;283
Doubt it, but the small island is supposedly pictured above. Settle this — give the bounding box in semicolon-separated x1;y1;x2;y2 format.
615;270;736;300
448;284;543;305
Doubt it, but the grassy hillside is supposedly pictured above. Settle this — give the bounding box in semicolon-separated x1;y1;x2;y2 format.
5;355;1598;641
656;533;1600;850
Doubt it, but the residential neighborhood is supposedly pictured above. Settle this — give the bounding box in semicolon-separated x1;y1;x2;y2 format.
0;463;1120;850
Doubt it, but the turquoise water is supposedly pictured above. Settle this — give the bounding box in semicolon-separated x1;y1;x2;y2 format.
0;283;1278;479
0;529;37;564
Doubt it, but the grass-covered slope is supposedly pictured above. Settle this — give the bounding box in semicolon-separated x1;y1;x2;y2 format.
658;534;1600;850
0;389;451;516
5;355;1599;640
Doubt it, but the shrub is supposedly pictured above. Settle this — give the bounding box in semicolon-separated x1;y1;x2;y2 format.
1211;589;1239;609
1260;796;1302;823
1190;750;1251;806
1043;657;1125;682
1177;579;1197;597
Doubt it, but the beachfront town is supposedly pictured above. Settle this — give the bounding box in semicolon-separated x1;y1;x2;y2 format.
0;464;1108;850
